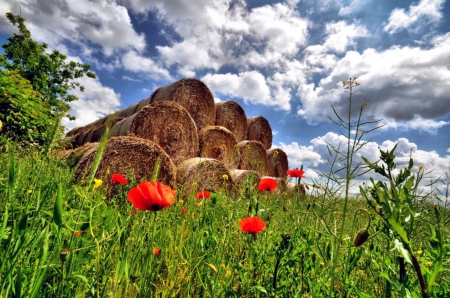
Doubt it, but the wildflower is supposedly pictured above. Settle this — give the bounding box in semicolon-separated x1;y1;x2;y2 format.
286;168;306;178
153;247;161;255
258;178;277;192
180;207;188;215
111;173;128;184
195;190;211;199
239;216;267;234
93;178;103;190
222;174;229;181
74;231;84;237
127;181;176;212
27;189;33;194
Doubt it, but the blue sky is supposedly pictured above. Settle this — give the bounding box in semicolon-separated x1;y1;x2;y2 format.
1;0;449;192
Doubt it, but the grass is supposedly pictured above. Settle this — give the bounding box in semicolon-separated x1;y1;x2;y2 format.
0;145;448;297
1;78;449;297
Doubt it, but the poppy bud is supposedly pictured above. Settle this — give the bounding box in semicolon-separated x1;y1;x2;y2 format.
59;248;71;263
353;229;370;247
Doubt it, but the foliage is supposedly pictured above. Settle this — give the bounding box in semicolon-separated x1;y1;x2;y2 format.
0;12;95;146
0;69;52;145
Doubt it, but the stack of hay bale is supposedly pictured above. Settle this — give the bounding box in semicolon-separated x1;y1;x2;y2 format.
64;78;289;194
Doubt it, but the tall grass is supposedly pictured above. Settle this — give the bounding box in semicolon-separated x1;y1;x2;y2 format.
0;79;449;297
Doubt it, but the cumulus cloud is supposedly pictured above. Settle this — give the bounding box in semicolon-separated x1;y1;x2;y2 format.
62;76;121;132
1;0;145;56
279;133;450;195
297;40;450;132
202;71;275;108
122;50;172;80
384;0;445;34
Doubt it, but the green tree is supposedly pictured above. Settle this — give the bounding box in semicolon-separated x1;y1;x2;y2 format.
0;12;96;146
0;69;52;145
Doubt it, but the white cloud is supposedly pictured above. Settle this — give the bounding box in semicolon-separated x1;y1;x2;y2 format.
297;40;450;132
202;71;275;108
384;0;445;34
122;50;172;80
2;0;145;56
62;76;121;131
280;133;450;196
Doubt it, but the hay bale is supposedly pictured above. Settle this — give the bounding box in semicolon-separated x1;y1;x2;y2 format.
75;136;177;187
237;140;269;176
214;101;248;142
150;78;215;131
198;126;240;169
82;117;125;143
73;142;100;181
247;116;273;150
117;103;140;118
229;169;261;190
176;157;233;194
136;96;152;111
96;136;176;187
266;148;288;179
110;101;199;164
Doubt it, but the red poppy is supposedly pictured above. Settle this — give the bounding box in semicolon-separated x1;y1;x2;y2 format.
195;190;211;199
153;247;161;255
180;207;188;215
127;181;176;212
287;168;306;178
112;173;128;184
239;217;267;234
74;231;84;237
258;178;278;192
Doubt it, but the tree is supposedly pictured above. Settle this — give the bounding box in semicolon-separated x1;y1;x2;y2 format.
0;12;96;146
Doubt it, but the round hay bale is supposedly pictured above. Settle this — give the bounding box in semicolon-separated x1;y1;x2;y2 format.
135;96;152;112
267;148;288;179
176;157;233;195
66;126;85;137
214;101;248;142
150;78;215;131
237;140;269;176
229;169;261;190
247;116;273;150
117;103;140;118
74;127;96;147
94;136;177;187
83;117;125;143
73;142;100;181
109;101;199;164
198;126;240;169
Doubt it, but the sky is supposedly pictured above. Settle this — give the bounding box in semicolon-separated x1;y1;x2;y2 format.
1;0;450;196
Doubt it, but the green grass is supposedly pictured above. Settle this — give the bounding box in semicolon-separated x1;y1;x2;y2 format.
0;144;449;297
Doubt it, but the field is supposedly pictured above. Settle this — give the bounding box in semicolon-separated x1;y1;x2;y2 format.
0;138;449;298
1;80;449;298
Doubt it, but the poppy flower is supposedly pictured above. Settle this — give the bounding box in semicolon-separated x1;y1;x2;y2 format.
287;168;306;178
153;247;161;255
258;178;278;192
112;173;128;184
195;190;211;199
239;217;267;234
127;181;176;212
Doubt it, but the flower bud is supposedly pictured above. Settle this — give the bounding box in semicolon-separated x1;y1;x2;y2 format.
353;229;370;247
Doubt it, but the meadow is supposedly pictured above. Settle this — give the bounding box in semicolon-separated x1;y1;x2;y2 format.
1;79;449;297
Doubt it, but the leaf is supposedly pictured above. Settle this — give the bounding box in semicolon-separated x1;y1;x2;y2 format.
53;182;63;226
392;239;412;265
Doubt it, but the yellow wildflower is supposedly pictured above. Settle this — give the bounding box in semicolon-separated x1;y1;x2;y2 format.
419;165;423;171
27;189;33;194
94;179;103;190
222;174;229;181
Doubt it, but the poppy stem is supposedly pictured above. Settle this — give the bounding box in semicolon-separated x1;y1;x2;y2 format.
140;212;158;296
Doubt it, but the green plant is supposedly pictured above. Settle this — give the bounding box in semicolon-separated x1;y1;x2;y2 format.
361;145;447;297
